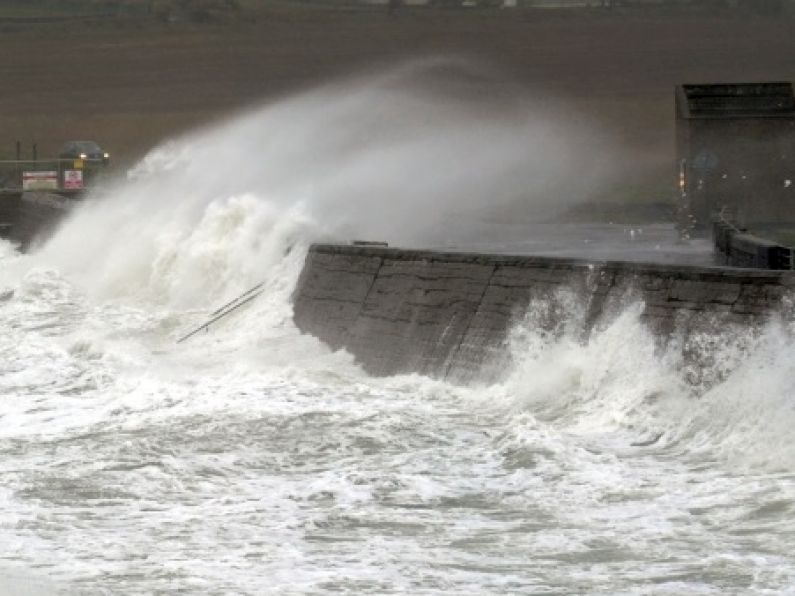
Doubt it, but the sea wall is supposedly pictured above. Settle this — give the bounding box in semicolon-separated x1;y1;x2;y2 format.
0;192;74;251
293;244;795;382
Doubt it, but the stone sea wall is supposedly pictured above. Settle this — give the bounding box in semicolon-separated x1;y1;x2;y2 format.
0;192;73;251
293;243;795;382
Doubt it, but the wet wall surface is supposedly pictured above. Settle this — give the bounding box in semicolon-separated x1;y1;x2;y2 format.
0;192;72;251
293;243;795;381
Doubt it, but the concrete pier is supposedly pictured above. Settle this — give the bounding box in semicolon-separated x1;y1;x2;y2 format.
293;243;795;382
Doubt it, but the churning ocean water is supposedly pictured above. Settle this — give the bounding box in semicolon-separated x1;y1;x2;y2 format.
3;63;795;595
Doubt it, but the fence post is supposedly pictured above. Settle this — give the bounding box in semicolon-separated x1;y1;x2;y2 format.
15;141;21;188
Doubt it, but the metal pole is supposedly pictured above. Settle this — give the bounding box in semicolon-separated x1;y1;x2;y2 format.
15;141;20;188
676;159;692;242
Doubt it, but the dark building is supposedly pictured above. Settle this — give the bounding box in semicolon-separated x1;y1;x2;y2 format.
675;82;795;228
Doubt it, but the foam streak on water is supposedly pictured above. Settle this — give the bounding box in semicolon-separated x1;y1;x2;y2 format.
2;63;795;594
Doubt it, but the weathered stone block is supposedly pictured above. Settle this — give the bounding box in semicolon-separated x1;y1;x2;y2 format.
293;244;795;381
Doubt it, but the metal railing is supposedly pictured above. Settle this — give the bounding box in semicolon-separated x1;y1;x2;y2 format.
0;158;105;193
713;208;795;270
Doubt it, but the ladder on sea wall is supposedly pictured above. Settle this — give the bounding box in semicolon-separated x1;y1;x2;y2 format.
176;282;265;343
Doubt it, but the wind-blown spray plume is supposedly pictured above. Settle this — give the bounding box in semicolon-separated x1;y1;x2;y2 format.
5;61;795;595
37;60;614;308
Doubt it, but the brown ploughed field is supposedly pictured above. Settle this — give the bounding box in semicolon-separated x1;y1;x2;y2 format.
2;3;795;203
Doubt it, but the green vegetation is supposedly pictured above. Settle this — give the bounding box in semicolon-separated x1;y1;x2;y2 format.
1;0;792;24
0;1;112;18
0;0;244;21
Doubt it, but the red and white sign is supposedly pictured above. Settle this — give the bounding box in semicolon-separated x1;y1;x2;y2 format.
63;169;84;190
22;171;58;191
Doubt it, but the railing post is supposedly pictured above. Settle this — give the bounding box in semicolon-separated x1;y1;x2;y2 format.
15;142;21;188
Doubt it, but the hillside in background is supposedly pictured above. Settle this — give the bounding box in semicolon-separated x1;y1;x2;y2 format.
1;1;795;205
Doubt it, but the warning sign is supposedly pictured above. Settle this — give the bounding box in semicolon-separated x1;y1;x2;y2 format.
22;171;58;191
63;170;84;190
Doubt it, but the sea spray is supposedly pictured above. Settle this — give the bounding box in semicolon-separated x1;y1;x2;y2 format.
486;295;795;475
35;59;616;309
4;235;795;592
2;61;795;594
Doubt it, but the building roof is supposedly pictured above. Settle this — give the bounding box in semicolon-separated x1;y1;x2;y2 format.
676;82;795;119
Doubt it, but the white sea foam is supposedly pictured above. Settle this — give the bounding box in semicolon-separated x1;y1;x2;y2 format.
2;62;795;594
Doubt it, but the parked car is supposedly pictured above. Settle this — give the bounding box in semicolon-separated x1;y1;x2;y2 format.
59;140;110;163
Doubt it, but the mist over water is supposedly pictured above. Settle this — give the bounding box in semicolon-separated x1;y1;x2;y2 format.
32;59;619;308
2;61;795;594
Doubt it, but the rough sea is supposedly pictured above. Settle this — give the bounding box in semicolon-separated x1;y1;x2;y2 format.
3;63;795;595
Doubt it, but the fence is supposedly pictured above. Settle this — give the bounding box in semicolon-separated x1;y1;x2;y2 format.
0;159;103;193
